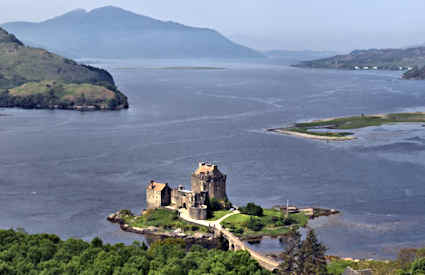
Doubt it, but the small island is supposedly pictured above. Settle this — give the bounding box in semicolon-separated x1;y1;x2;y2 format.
108;162;340;271
269;112;425;141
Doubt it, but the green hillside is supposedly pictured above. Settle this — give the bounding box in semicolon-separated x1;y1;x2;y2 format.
294;47;425;71
0;27;128;110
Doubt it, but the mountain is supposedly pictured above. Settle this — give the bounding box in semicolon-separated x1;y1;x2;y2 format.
0;28;128;110
2;6;263;59
294;47;425;70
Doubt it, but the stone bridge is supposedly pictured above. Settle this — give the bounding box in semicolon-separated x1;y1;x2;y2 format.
179;209;281;272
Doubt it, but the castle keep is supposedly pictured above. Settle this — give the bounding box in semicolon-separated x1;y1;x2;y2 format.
146;162;227;220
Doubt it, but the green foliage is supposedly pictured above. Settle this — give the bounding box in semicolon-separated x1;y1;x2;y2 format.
208;210;232;221
0;28;129;110
281;112;425;139
0;229;270;274
221;209;306;238
247;217;264;232
327;260;353;275
278;230;327;275
209;198;223;212
0;81;128;110
327;247;425;275
240;203;264;217
296;47;425;70
124;208;207;235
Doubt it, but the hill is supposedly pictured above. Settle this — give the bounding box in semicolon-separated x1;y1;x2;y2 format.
2;6;263;59
0;28;128;110
294;47;425;70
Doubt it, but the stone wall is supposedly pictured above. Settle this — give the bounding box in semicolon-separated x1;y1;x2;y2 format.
191;173;227;201
146;188;161;209
189;206;208;220
161;187;171;206
146;184;171;209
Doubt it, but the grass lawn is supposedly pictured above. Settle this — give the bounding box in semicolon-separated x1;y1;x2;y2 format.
221;208;308;238
208;210;232;221
295;113;425;130
121;209;207;235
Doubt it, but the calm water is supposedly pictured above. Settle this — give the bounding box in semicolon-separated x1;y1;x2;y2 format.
1;59;425;259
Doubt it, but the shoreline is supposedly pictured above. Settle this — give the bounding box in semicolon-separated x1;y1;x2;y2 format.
0;103;128;112
107;212;223;248
269;111;425;141
268;129;356;141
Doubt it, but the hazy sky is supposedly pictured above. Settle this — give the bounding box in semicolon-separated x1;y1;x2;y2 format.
1;0;425;52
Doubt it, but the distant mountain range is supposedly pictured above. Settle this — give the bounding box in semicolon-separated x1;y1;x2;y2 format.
2;6;263;59
294;47;425;70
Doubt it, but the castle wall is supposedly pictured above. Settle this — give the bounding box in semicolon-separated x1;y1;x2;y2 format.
191;175;204;193
208;176;226;201
161;188;171;206
146;189;161;209
146;184;171;209
189;206;208;220
191;173;227;202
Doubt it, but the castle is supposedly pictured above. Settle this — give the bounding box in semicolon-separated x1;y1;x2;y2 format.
146;162;227;220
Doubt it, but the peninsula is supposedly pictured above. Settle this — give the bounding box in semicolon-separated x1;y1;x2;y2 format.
269;112;425;141
293;47;425;71
0;28;128;111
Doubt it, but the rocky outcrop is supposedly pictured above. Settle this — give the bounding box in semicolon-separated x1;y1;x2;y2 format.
107;211;225;249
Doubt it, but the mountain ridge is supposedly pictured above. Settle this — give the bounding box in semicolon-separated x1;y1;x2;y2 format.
294;46;425;70
2;6;263;59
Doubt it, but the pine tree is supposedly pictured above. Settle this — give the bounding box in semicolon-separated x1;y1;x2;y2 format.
297;230;328;275
278;230;301;274
278;229;328;275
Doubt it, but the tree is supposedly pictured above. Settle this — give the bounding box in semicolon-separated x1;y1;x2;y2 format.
278;230;327;275
77;93;87;105
297;230;328;275
401;258;425;275
278;230;301;274
247;217;264;231
240;203;263;217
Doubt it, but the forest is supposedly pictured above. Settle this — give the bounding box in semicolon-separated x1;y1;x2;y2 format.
0;229;269;275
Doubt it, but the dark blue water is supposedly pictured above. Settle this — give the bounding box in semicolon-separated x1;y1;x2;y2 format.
1;59;425;259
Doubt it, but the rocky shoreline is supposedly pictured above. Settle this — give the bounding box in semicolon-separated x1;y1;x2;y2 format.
268;128;356;141
107;211;225;249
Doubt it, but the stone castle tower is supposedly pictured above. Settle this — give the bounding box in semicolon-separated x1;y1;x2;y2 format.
146;162;227;220
191;162;227;202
